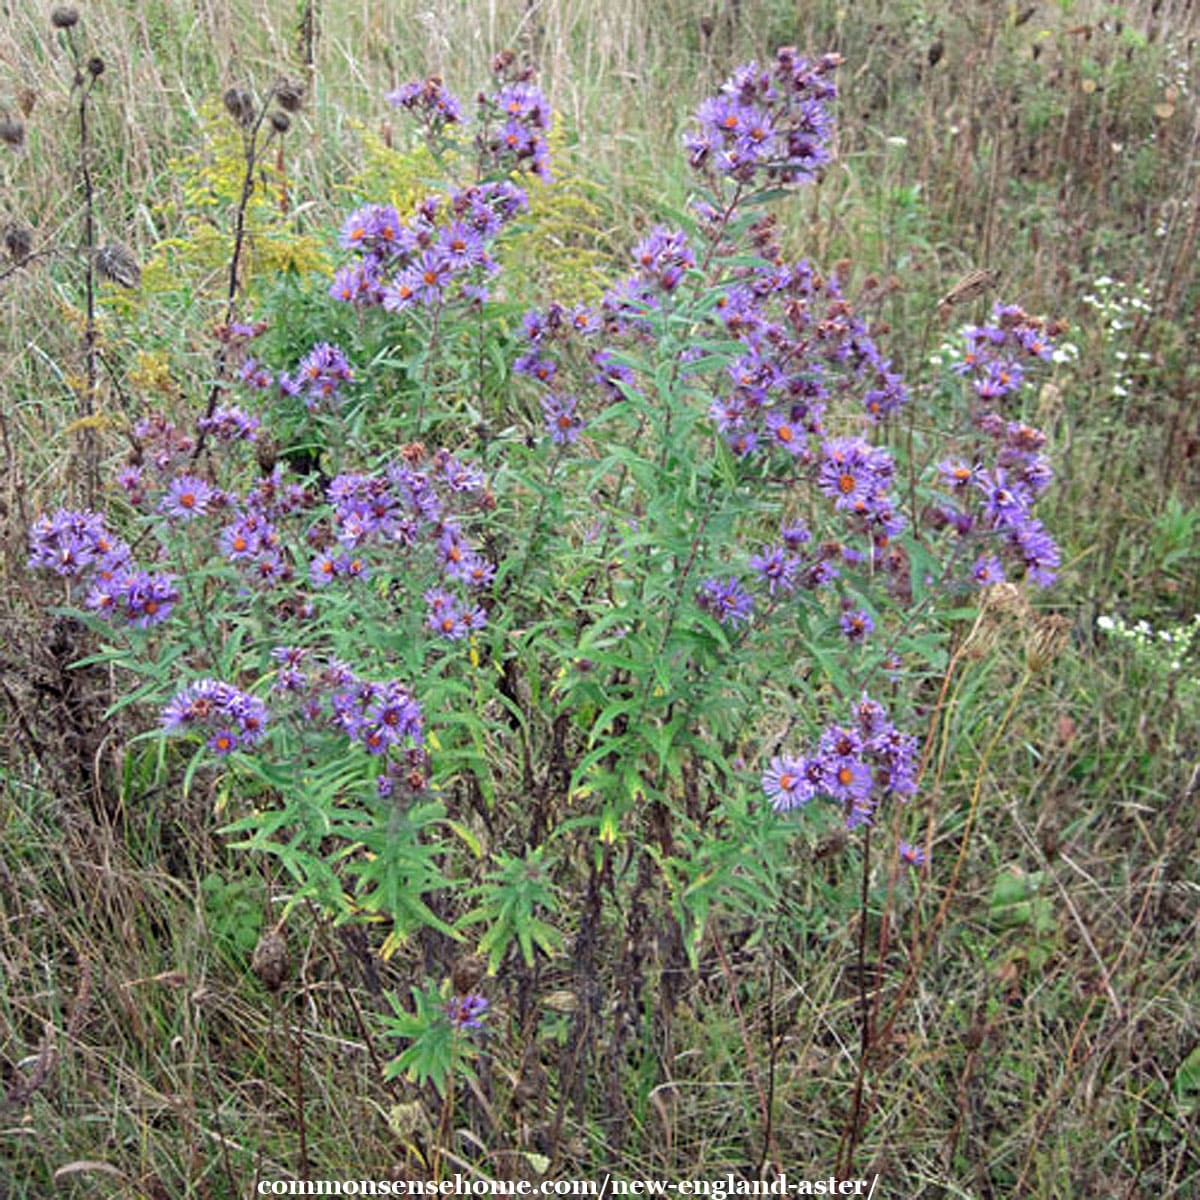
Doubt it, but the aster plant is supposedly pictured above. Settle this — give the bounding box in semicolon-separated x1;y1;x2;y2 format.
24;46;1067;1159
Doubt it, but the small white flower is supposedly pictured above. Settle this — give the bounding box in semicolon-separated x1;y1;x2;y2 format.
1097;615;1116;631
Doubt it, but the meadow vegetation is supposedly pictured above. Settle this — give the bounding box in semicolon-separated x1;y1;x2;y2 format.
0;1;1198;1196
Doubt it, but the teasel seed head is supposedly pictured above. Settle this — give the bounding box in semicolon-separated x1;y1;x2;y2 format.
3;222;33;265
50;5;80;29
0;116;25;149
95;241;141;289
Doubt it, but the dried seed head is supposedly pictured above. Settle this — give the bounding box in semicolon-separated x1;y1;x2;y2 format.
251;928;290;992
0;116;26;148
87;55;105;78
95;241;141;289
450;954;486;995
50;5;79;29
223;87;255;127
275;79;305;112
4;223;33;265
269;110;290;134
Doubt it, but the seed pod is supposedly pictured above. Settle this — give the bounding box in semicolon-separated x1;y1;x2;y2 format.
3;223;33;264
95;241;141;289
269;110;290;134
275;79;305;112
0;117;25;148
87;55;105;78
50;5;80;29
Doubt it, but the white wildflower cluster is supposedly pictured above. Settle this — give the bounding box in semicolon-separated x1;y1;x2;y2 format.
1096;612;1199;675
1080;276;1153;401
1158;35;1191;101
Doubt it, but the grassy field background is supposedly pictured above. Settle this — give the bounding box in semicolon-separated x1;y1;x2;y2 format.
1;1;1198;1196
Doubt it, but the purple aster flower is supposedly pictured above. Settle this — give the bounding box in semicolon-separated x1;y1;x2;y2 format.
724;428;759;458
541;394;584;444
1008;517;1060;587
447;993;489;1031
238;359;274;390
161;678;269;749
863;366;908;420
762;755;814;811
817;437;894;513
309;553;339;587
764;410;806;455
780;520;812;549
514;351;558;384
975;468;1030;528
197;405;260;442
840;608;874;643
27;509;113;578
288;342;354;409
697;576;754;629
749;544;799;595
160;475;217;521
631;226;695;293
425;587;484;640
117;570;180;628
971;555;1006;586
386;77;464;127
898;841;928;869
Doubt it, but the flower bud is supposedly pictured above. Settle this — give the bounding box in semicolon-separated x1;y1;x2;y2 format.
87;55;105;78
269;110;290;134
50;5;79;29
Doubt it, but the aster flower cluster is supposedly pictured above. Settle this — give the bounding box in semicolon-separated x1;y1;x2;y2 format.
27;508;179;629
385;76;464;133
329;183;528;315
747;518;878;599
279;342;355;410
197;405;260;442
161;678;269;756
476;53;553;180
703;254;911;468
685;47;842;186
305;446;494;639
217;467;308;589
269;648;428;796
512;301;616;443
931;303;1063;588
762;694;918;835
